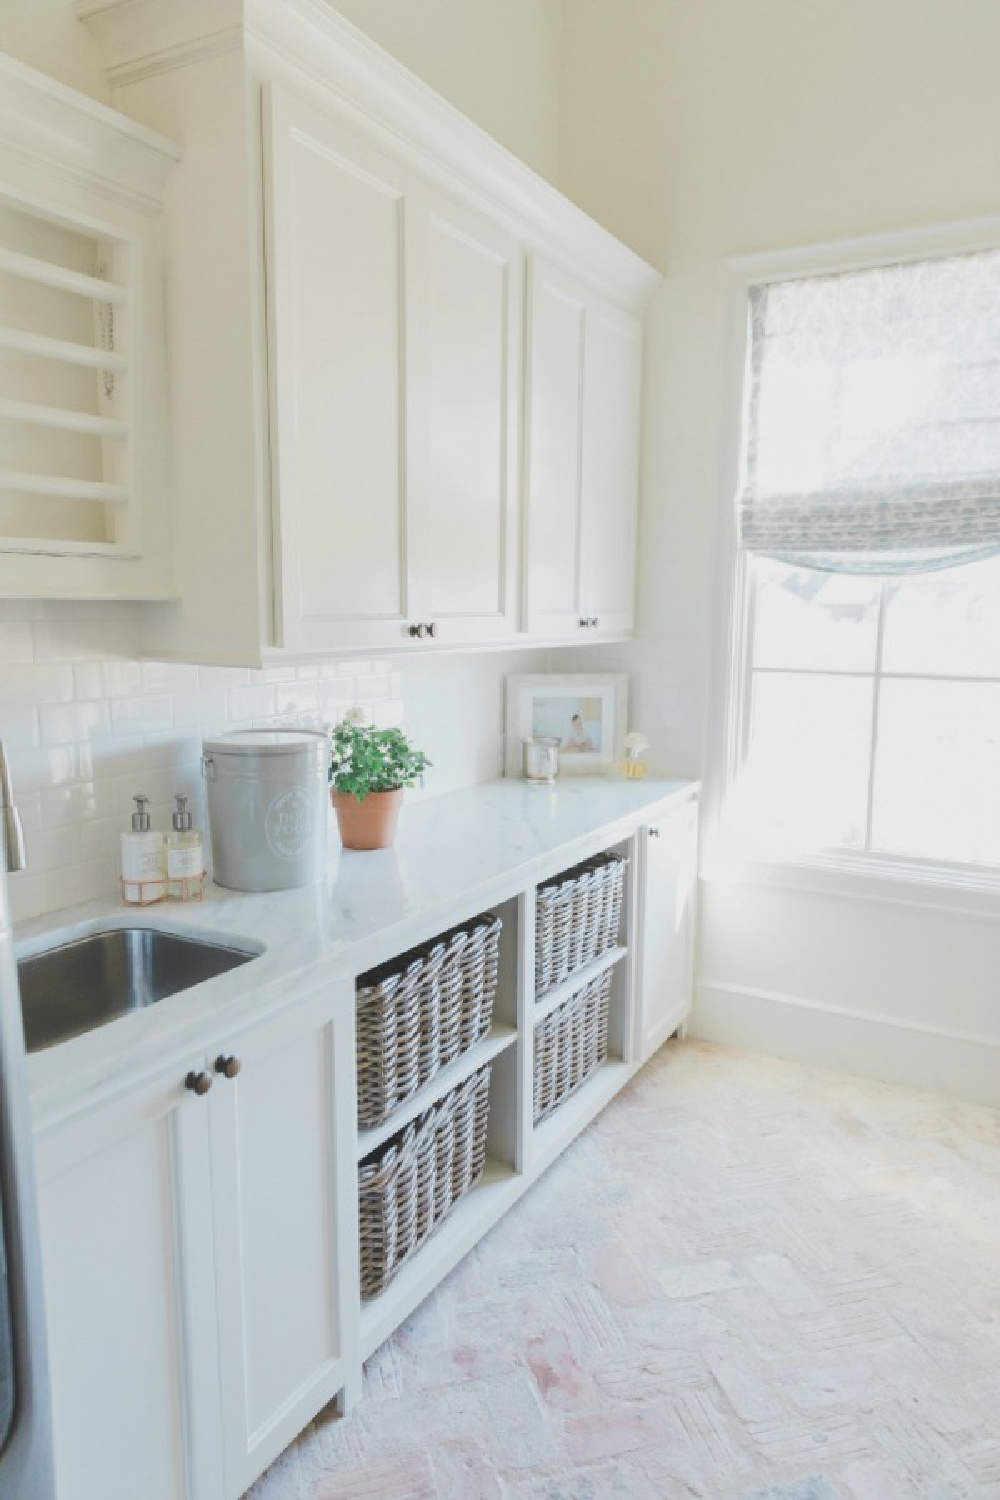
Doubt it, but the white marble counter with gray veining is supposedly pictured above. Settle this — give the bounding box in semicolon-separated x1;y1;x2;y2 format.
18;777;698;1129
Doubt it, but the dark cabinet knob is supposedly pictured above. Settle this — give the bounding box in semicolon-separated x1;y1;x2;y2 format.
590;616;600;628
579;617;589;628
215;1054;241;1080
185;1070;213;1095
648;827;661;839
408;623;428;639
426;622;438;638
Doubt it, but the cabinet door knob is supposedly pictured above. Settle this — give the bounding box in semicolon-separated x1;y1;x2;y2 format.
215;1054;241;1080
426;622;437;638
590;616;600;628
185;1070;213;1095
579;617;589;629
408;623;428;639
648;826;660;838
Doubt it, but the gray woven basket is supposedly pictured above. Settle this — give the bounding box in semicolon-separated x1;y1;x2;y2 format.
535;852;625;999
533;969;612;1125
356;914;501;1128
358;1062;492;1300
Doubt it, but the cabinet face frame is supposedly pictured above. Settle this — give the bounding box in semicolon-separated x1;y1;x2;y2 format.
522;255;642;643
404;178;521;645
34;1061;224;1500
210;983;358;1499
637;798;699;1061
262;83;411;653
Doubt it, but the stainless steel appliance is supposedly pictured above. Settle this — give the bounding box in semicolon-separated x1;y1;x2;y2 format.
0;744;55;1498
202;728;329;891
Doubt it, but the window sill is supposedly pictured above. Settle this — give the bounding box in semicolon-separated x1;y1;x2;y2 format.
701;847;1000;919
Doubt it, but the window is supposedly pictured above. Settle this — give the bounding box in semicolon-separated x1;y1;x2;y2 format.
729;246;1000;876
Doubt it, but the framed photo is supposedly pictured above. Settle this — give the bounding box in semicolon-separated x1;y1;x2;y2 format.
505;674;628;778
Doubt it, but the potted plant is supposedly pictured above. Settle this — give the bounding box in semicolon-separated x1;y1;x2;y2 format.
328;713;430;850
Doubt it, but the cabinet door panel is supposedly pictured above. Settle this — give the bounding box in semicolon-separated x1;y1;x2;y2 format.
638;800;698;1060
36;1069;221;1500
264;86;407;650
580;302;641;636
406;184;519;640
211;984;358;1497
524;259;585;635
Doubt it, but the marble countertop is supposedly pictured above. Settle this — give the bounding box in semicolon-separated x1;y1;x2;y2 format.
19;776;697;1129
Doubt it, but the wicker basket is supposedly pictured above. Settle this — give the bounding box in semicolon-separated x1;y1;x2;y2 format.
356;914;501;1128
358;1063;492;1300
535;852;625;998
533;969;612;1125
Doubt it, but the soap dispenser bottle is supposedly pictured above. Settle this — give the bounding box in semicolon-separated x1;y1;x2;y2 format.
121;794;164;904
165;792;203;901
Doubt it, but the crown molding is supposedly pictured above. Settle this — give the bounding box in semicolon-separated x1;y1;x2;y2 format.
76;0;662;307
0;51;180;212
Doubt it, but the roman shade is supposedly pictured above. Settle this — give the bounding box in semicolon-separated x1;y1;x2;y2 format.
738;249;1000;574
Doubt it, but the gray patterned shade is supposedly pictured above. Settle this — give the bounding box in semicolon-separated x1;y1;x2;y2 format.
739;250;1000;574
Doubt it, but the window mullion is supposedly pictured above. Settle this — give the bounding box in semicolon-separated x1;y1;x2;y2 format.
865;579;888;852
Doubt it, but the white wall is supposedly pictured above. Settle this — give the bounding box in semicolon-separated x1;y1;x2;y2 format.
559;0;1000;1103
329;0;562;185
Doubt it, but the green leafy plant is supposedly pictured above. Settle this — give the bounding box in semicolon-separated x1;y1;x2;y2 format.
328;716;430;802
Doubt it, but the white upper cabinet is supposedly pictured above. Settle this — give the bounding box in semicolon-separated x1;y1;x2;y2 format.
524;257;642;642
405;180;520;645
264;89;408;652
0;55;178;601
76;0;660;663
264;88;519;653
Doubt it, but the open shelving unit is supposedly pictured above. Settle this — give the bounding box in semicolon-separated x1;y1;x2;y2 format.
349;838;643;1361
0;191;136;557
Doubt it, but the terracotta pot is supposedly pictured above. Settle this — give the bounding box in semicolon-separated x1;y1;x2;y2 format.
331;787;404;850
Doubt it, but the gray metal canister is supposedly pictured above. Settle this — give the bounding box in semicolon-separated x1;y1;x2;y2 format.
201;729;328;891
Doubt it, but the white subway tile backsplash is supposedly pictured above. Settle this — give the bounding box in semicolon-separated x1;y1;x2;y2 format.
73;661;144;700
0;707;39;748
39;701;111;746
111;695;174;736
0;622;34;663
0;601;508;921
140;662;201;695
0;663;74;703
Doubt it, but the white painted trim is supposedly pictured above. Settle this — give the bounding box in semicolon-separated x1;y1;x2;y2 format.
77;0;662;309
0;51;179;212
693;978;1000;1106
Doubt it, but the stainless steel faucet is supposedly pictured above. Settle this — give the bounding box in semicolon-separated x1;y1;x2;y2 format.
0;740;26;873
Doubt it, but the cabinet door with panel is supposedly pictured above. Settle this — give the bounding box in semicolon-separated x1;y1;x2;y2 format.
35;1060;224;1500
210;982;359;1498
404;179;520;645
637;798;698;1060
524;256;642;642
264;83;410;653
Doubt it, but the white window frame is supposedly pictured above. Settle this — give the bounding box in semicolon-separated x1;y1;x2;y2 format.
705;214;1000;915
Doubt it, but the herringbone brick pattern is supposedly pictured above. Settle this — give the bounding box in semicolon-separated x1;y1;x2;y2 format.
251;1041;1000;1499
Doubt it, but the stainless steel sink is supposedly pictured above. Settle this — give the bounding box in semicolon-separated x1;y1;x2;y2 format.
17;927;259;1053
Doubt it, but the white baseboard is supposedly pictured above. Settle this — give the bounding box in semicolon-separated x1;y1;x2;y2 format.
692;980;1000;1107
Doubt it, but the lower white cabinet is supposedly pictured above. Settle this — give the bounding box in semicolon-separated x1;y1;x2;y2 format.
35;979;357;1500
637;796;699;1060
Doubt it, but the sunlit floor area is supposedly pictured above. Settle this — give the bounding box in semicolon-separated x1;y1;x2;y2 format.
250;1040;1000;1499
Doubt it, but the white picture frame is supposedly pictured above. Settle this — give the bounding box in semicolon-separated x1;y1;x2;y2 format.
504;674;628;778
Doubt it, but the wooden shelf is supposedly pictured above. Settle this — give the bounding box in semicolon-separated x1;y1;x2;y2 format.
356;1024;517;1161
533;945;628;1024
359;1160;521;1360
